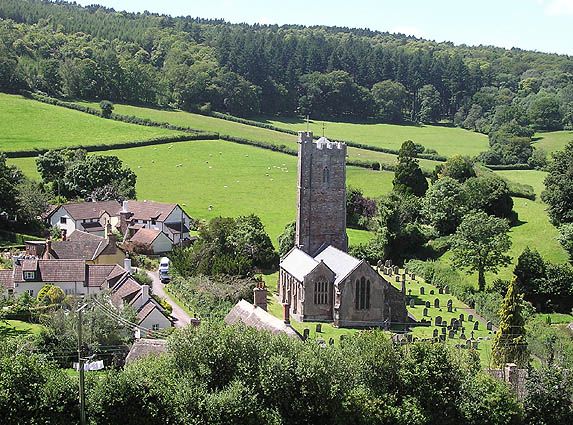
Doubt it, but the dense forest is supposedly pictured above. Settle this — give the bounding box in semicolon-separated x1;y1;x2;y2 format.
0;0;573;165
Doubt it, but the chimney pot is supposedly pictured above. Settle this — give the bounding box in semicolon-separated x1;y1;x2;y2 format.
142;284;149;303
253;283;268;312
124;258;132;274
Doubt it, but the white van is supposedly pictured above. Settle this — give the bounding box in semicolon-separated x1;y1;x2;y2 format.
159;257;170;283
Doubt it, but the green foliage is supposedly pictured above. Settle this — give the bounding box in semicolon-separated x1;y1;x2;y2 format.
450;211;512;291
542;141;573;225
527;318;573;368
422;177;467;235
277;221;295;258
527;94;564;131
36;285;65;306
436;155;476;182
491;277;529;368
523;367;573;425
418;84;441;123
393;140;428;196
132;270;152;287
464;175;515;221
557;223;573;259
99;100;114;118
346;187;377;229
371;80;408;123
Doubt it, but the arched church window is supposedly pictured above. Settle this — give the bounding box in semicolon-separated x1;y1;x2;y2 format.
314;279;328;304
355;277;371;310
322;166;330;184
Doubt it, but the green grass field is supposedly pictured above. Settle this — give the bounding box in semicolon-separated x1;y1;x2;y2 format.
534;130;573;154
0;319;43;338
10;139;389;244
494;169;548;198
260;117;489;158
0;94;185;152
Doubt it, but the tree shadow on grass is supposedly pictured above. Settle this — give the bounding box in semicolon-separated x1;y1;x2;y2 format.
0;321;33;338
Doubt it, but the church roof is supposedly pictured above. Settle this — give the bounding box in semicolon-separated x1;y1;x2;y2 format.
314;245;362;285
225;300;302;339
280;248;319;281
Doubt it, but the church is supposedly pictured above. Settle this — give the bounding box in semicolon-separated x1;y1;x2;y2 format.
279;131;407;328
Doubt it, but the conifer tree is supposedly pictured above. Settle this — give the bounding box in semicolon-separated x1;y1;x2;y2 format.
491;277;529;368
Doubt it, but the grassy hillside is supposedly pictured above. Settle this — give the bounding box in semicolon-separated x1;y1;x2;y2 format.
534;130;573;154
9;140;390;244
260;117;490;157
0;93;185;152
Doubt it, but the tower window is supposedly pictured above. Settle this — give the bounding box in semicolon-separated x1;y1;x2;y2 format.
322;167;330;184
314;279;328;304
355;277;371;310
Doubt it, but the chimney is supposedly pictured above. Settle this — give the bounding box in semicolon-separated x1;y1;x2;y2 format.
61;229;67;241
122;200;129;213
44;239;52;259
282;303;290;324
253;281;268;311
142;284;149;303
124;258;132;274
105;221;117;246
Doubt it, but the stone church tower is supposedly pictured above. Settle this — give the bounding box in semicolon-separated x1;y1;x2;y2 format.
295;131;348;256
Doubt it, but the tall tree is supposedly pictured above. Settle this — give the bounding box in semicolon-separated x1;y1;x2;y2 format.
393;140;428;197
422;177;467;235
542;141;573;225
450;211;512;291
491;277;529;368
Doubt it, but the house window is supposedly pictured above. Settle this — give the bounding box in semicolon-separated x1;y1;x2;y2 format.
355;277;371;310
152;324;159;331
313;279;328;305
151;220;156;225
322;166;330;184
60;217;67;224
23;271;36;281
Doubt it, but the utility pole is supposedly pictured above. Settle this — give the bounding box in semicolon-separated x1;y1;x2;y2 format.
77;303;87;425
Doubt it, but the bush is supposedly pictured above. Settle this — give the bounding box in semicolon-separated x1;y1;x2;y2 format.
132;270;152;286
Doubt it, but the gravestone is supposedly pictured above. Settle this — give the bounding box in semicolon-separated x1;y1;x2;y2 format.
383;267;388;275
466;339;472;349
447;305;453;313
453;319;461;330
486;321;493;331
439;288;444;295
430;289;435;295
409;298;415;308
388;268;393;276
433;329;439;338
328;338;334;346
448;330;455;339
435;316;442;326
411;273;416;280
444;285;450;294
447;299;453;307
439;334;446;342
460;332;466;340
303;328;310;340
425;301;431;308
472;341;479;350
459;313;465;322
473;321;479;331
468;314;474;322
396;275;401;282
450;317;456;327
402;274;407;282
393;265;399;274
441;327;446;335
434;298;440;308
316;323;322;333
408;289;412;296
406;334;413;343
420;287;425;295
423;308;428;316
470;331;475;339
385;259;392;267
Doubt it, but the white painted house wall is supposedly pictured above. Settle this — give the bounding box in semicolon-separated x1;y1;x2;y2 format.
150;232;173;254
13;281;100;297
163;206;190;244
140;308;171;331
49;207;77;235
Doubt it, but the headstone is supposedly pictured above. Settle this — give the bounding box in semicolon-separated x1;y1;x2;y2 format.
408;289;412;296
486;321;493;331
430;289;435;295
468;314;474;322
386;259;392;267
402;273;407;282
439;287;444;294
396;275;401;282
406;334;413;343
425;301;431;308
404;268;409;274
473;321;479;331
433;329;439;338
423;308;428;317
454;319;461;330
303;328;310;340
434;298;440;308
450;317;456;327
316;323;322;333
466;339;472;349
444;285;450;294
393;265;399;274
383;267;389;275
420;287;425;295
409;298;415;308
388;268;393;276
439;334;446;342
447;299;453;307
470;331;475;340
460;332;467;340
435;316;442;326
447;305;453;313
441;327;446;335
472;341;479;350
328;338;334;346
459;313;465;322
448;330;455;339
411;273;416;280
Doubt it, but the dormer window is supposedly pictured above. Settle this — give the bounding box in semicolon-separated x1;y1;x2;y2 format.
23;271;36;281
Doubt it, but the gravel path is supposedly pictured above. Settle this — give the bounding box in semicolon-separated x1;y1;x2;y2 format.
146;270;192;328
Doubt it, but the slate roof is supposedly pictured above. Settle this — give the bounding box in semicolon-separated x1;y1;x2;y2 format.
50;231;119;261
225;299;302;339
111;277;141;308
125;339;167;364
80;222;105;232
129;228;161;246
124;200;177;222
14;259;86;283
280;248;319;281
314;245;362;285
0;270;14;289
86;264;118;287
60;201;121;221
136;299;158;322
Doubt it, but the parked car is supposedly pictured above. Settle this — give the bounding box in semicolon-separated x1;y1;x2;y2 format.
159;257;170;283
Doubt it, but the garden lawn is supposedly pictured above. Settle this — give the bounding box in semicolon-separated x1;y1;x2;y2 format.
534;130;573;154
0;319;43;338
260;117;489;158
494;169;547;199
0;93;185;152
10;139;393;244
